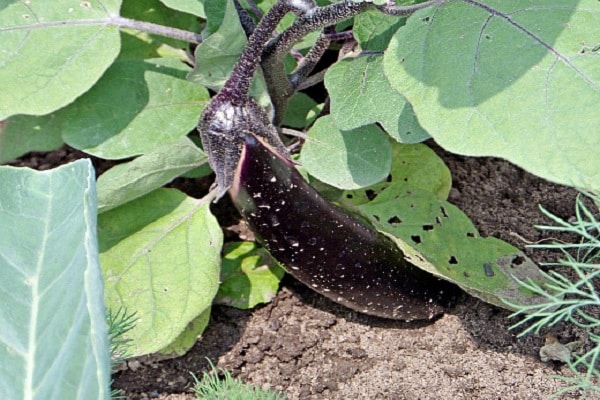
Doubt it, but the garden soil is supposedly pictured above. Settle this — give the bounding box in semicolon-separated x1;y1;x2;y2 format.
9;142;598;400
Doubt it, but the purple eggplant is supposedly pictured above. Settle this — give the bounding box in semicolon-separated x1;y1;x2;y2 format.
229;133;459;320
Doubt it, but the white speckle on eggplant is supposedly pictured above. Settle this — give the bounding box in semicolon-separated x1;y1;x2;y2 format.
230;132;460;321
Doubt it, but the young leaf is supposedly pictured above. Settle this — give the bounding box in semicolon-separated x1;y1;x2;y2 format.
0;0;122;119
96;136;208;213
60;57;209;159
0;115;64;163
98;188;222;356
0;160;111;399
326;54;428;143
384;0;600;191
300;116;392;189
357;185;551;309
215;242;285;309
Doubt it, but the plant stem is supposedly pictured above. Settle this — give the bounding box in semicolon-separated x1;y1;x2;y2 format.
218;1;293;104
110;16;203;44
263;0;446;124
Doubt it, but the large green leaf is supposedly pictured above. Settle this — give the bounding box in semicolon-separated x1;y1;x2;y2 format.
159;0;205;18
60;57;209;159
158;309;211;357
337;141;452;206
357;185;550;309
353;8;405;51
0;160;110;399
384;0;600;191
96;136;208;213
0;0;122;119
0;115;64;163
117;0;202;62
300;116;392;189
326;54;429;143
98;188;222;356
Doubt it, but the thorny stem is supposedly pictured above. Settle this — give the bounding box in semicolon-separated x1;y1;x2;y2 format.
218;0;294;104
110;16;203;44
289;26;336;90
234;0;257;37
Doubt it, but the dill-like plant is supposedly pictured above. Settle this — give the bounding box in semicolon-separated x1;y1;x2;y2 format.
507;192;600;398
192;359;286;400
107;307;137;399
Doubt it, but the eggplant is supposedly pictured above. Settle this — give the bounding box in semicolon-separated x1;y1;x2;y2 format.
229;133;459;320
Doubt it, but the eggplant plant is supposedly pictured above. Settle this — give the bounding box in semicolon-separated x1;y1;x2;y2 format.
1;0;597;356
198;0;459;320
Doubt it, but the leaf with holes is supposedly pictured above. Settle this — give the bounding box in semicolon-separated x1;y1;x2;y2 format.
384;0;600;191
357;185;551;309
335;141;452;206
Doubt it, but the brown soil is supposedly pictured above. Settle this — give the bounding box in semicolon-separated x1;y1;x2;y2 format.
8;142;597;400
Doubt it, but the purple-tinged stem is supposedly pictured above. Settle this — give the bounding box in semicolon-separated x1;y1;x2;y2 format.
218;1;291;104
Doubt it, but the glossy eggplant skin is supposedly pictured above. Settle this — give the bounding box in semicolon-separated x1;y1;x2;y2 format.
230;133;459;321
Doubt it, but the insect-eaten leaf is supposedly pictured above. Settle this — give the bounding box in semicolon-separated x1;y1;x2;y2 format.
215;242;285;309
355;184;551;309
333;141;451;206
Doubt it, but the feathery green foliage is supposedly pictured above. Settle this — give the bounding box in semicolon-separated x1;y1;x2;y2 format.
192;360;285;400
507;192;600;398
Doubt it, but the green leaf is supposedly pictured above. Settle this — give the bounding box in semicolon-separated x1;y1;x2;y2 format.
0;0;122;119
188;0;247;91
215;242;285;309
0;160;111;399
159;0;206;18
203;0;228;36
96;136;207;213
283;92;322;129
0;115;64;163
384;0;600;191
338;141;452;206
98;188;222;356
118;0;202;61
353;9;405;51
188;0;271;107
358;186;551;309
158;308;211;356
60;57;209;159
326;54;429;143
300;116;392;189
